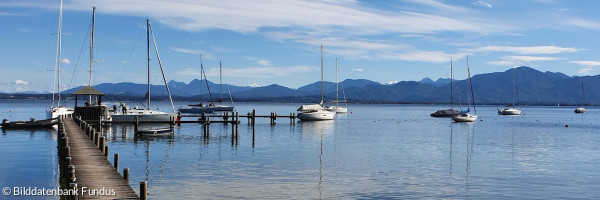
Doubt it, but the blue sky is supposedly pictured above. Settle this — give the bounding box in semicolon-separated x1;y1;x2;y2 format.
2;0;600;93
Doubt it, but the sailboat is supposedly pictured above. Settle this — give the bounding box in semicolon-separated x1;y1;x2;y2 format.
47;0;74;119
498;66;522;115
109;19;176;122
179;56;217;113
431;60;460;117
452;56;478;122
211;61;235;111
297;45;335;121
575;83;587;113
325;58;348;113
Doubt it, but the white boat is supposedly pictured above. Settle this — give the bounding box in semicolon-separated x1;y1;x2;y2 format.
108;19;176;122
497;107;521;115
325;58;348;113
575;83;587;113
179;60;234;113
498;66;521;115
452;113;478;122
431;60;459;117
136;127;174;137
298;45;335;121
47;0;73;119
298;104;335;121
453;56;478;123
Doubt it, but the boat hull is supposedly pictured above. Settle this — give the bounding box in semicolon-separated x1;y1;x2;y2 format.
575;107;587;113
136;128;173;137
47;107;74;119
430;109;460;117
297;110;335;121
179;107;215;113
498;108;521;115
1;118;58;129
325;106;347;113
109;109;176;122
452;114;478;122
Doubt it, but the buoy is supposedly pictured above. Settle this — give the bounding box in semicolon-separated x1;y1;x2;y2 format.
9;110;12;112
350;112;353;114
565;124;569;127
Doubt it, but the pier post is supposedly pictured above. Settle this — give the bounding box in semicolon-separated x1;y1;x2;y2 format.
114;154;119;169
99;136;105;153
140;181;148;200
252;109;256;126
68;165;76;184
94;131;100;147
104;146;109;158
69;183;78;200
134;116;139;132
98;117;102;133
64;157;71;178
123;168;129;183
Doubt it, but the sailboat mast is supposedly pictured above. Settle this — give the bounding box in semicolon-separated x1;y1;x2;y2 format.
512;66;516;107
146;19;151;110
467;56;476;113
450;60;453;110
57;0;63;108
200;55;204;102
336;58;338;108
320;44;324;105
89;6;95;103
220;61;223;101
148;20;175;112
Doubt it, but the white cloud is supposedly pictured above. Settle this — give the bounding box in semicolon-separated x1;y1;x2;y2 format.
473;1;492;8
471;45;582;54
243;56;272;66
61;58;71;64
487;55;562;66
570;61;600;66
171;47;202;54
14;80;28;85
561;18;600;30
578;68;594;75
382;51;463;63
177;65;313;78
352;68;363;72
257;60;272;66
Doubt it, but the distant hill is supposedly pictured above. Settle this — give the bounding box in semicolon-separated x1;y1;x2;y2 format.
11;67;600;105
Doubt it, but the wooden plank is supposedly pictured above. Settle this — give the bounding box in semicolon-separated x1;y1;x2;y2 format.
63;118;140;199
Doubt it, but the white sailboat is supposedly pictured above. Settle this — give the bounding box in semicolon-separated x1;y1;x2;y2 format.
431;60;460;117
325;58;348;113
48;0;74;119
109;19;176;122
297;45;335;121
575;83;587;113
498;66;522;115
453;56;478;123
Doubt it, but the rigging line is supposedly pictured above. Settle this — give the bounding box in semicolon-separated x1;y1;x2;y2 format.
67;19;92;90
117;27;143;82
202;63;214;102
149;20;175;112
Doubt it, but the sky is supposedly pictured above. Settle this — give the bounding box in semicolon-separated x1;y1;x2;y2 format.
2;0;600;93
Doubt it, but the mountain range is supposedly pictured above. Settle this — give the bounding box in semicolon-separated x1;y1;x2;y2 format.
4;67;599;105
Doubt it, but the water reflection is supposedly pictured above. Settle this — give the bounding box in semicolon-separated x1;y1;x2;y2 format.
297;120;335;200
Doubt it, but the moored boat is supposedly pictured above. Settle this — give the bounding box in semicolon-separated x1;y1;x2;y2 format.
1;118;58;129
136;127;174;137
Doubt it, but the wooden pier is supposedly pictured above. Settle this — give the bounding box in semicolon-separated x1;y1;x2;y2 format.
58;117;142;199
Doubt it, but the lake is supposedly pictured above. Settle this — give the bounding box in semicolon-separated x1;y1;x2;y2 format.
2;99;600;199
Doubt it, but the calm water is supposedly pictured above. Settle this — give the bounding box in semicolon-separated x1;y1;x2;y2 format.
2;99;600;199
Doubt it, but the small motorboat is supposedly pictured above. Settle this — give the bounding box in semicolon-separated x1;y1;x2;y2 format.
452;113;478;122
574;107;587;113
1;118;58;129
135;127;174;137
